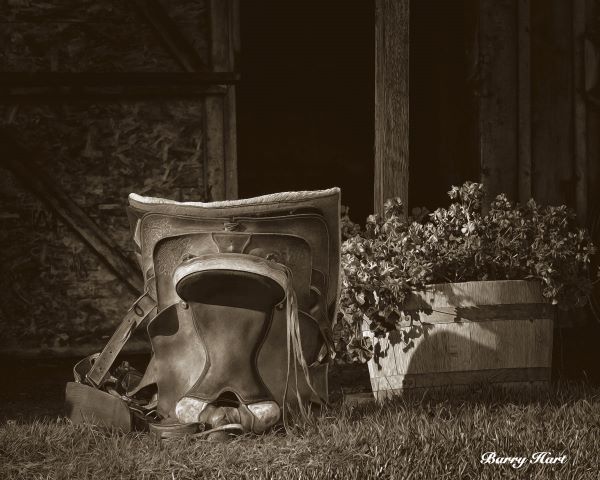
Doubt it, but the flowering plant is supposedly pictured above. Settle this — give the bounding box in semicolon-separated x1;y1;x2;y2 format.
335;182;598;363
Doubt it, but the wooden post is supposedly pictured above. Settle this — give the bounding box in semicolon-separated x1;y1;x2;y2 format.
130;0;238;201
518;0;532;204
206;0;238;201
478;0;519;204
585;0;600;232
574;0;588;224
225;0;240;200
531;0;574;207
374;0;409;215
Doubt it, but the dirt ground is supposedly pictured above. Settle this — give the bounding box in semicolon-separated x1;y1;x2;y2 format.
0;355;371;422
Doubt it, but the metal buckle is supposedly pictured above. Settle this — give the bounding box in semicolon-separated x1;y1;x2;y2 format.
128;291;149;317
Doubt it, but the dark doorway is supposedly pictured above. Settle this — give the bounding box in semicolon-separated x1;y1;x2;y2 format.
237;0;375;223
409;0;479;210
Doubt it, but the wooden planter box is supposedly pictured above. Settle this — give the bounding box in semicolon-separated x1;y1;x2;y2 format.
362;280;554;399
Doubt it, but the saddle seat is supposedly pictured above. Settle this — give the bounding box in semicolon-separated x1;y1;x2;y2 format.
150;254;288;433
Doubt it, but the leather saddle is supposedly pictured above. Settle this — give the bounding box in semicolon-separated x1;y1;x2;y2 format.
66;188;341;436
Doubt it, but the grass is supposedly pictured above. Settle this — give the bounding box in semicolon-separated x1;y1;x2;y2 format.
1;383;599;480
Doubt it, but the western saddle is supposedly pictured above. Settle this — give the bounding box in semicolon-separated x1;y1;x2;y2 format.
65;188;340;438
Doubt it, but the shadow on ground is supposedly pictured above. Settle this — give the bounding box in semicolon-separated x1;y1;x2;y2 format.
0;355;372;422
0;354;149;422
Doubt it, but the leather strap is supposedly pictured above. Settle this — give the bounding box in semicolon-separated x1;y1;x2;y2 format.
298;309;333;366
148;422;200;439
86;291;157;388
149;422;243;440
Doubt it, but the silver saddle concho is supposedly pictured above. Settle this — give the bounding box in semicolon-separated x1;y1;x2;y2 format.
65;188;341;439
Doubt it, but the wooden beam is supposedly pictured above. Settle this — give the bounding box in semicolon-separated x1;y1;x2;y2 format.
518;0;532;204
203;94;226;201
224;0;240;201
0;128;143;294
0;85;227;102
478;0;519;204
0;72;239;87
374;0;409;215
0;72;237;100
206;0;238;201
209;0;235;73
131;0;205;73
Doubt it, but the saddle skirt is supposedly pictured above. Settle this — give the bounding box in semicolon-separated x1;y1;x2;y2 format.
67;188;341;435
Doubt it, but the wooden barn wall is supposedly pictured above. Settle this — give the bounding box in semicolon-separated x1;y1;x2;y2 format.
475;0;600;325
0;0;208;72
530;0;575;208
476;0;600;229
0;0;215;355
477;0;519;205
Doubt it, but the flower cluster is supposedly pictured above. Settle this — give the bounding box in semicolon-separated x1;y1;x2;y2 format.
335;182;598;363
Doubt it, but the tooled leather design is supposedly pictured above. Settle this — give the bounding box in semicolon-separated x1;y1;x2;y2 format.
71;192;340;434
154;236;193;277
129;203;338;419
137;214;333;299
145;218;174;245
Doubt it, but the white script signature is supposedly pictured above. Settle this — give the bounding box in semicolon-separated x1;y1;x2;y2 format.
480;451;567;469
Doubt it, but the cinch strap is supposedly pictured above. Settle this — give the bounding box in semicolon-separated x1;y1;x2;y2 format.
85;291;157;388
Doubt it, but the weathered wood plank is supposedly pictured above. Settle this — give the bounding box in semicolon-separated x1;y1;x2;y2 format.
366;319;553;376
206;0;238;200
404;279;547;309
231;0;241;66
371;368;551;395
0;85;227;101
585;0;600;321
0;128;143;294
374;0;409;214
531;0;574;206
224;0;240;200
203;96;226;201
0;0;138;23
0;72;238;87
209;0;233;72
398;305;553;325
574;0;588;223
222;88;238;200
363;280;554;394
478;0;519;203
586;0;600;216
518;0;533;203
